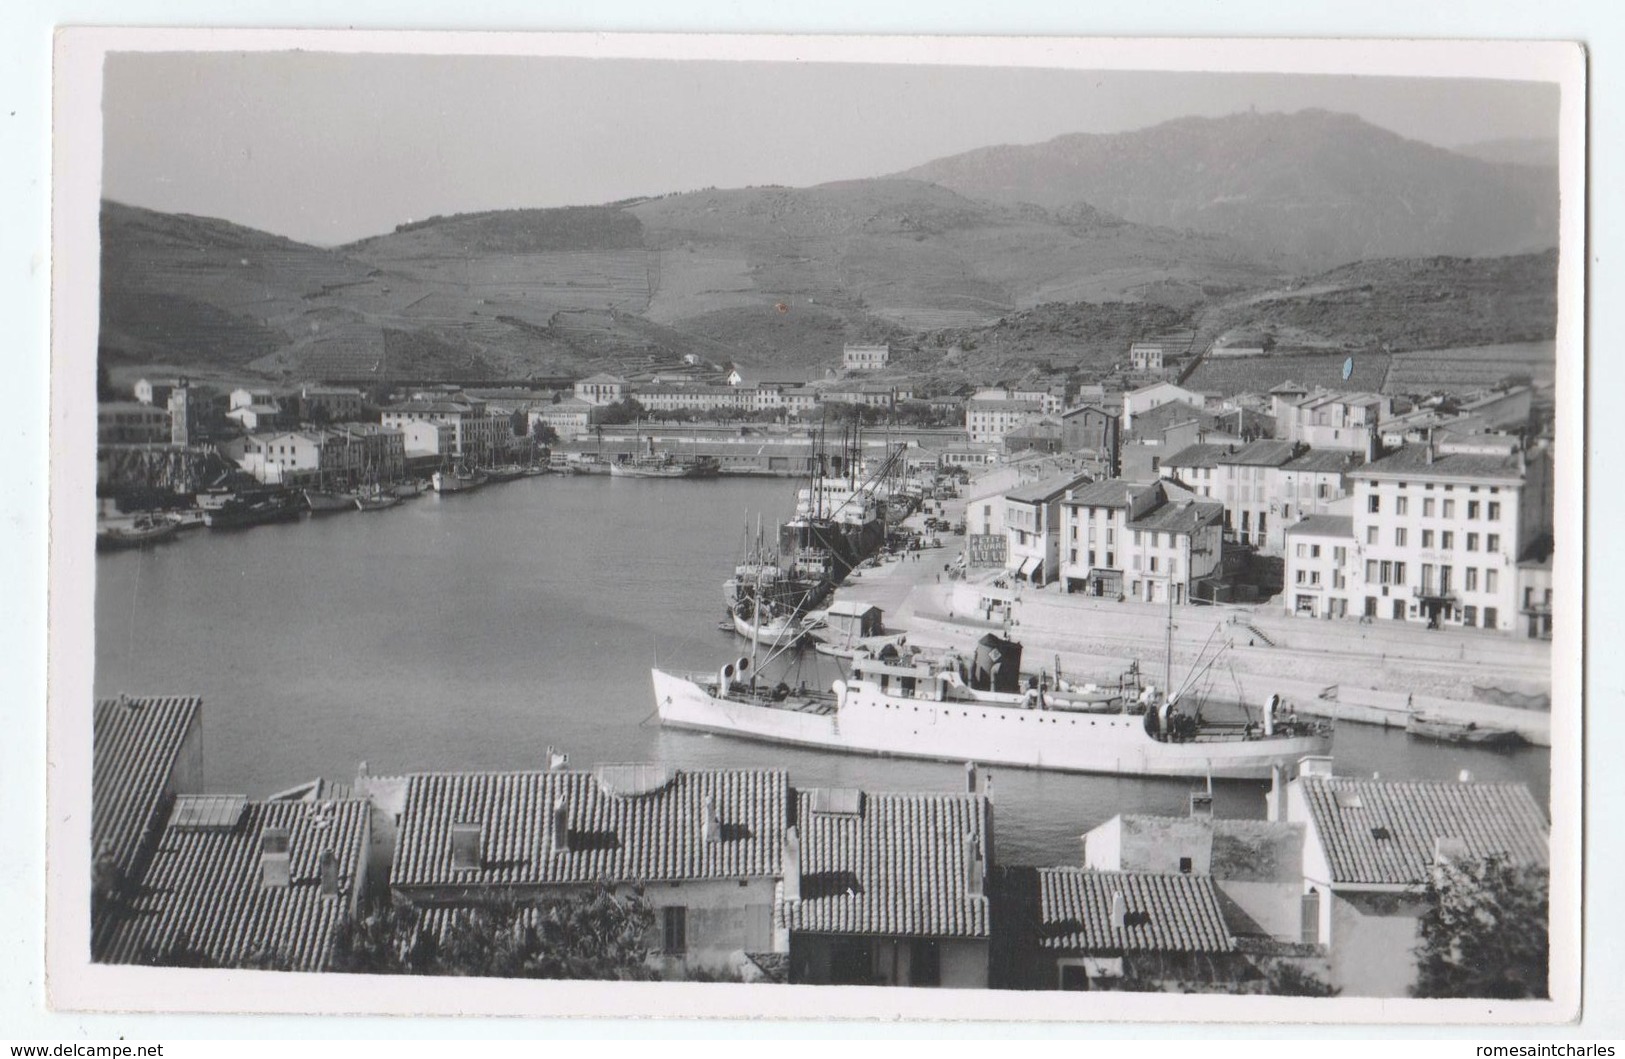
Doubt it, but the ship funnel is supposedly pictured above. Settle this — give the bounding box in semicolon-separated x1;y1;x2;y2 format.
736;657;752;678
719;661;737;688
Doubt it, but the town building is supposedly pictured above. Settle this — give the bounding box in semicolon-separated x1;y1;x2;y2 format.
96;794;371;971
1272;758;1549;997
133;378;182;407
1347;444;1554;630
92;695;205;898
529;397;600;441
380;396;511;463
1003;419;1063;456
573;373;627;406
300;385;367;423
777;786;992;987
225;403;290;432
1517;533;1554;641
373;765;788;978
222;430;325;483
1274;390;1389;455
965;397;1044;444
823;382;898;410
1058;478;1222;603
1059;404;1122;477
1004;472;1094;587
1121;381;1205;431
1282;516;1357;619
1129;341;1166;374
97;402;172;445
1162;440;1299;550
841;344;889;372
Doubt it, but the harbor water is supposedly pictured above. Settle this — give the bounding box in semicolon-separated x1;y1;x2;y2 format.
93;475;1551;866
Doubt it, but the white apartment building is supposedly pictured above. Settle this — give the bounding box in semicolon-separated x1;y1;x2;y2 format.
1003;472;1093;587
573;374;626;406
1343;444;1553;631
841;344;889;372
1121;381;1204;431
1058;478;1222;604
1282;516;1356;619
965;397;1043;444
529;398;599;441
1273;391;1389;454
380;397;510;462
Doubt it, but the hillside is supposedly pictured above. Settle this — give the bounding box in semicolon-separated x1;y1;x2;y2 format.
894;110;1558;269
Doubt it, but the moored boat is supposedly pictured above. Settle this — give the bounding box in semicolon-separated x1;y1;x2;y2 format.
432;467;488;493
1406;713;1526;748
354;489;401;512
303;488;357;515
96;513;182;551
652;648;1333;780
201;491;303;529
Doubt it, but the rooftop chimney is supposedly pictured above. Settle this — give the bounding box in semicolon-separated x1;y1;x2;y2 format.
450;823;482;871
551;798;570;852
964;832;985;898
318;848;339;897
1110;891;1127;931
701;794;721;844
782;826;802;901
260;825;291;890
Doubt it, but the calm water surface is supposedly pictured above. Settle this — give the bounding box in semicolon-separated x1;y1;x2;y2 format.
94;475;1550;865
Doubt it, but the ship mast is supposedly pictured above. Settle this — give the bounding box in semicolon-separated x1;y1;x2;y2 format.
1163;576;1174;704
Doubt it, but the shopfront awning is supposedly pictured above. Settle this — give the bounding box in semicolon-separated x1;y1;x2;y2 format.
1015;556;1034;577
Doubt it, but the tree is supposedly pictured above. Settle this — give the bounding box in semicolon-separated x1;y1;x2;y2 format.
330;885;659;980
595;398;647;427
1411;854;1549;999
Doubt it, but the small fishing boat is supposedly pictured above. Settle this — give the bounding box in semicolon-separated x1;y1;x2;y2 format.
392;479;425;499
1405;713;1526;748
303;488;357;516
202;491;304;529
432;466;488;493
354;489;401;512
97;513;181;552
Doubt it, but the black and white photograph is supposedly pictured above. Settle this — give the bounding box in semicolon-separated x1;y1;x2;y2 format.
41;30;1586;1026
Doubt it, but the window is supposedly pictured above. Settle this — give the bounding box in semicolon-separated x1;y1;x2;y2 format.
1485;569;1499;593
1149;556;1159;573
1394;528;1407;547
1463;605;1477;628
662;906;687;955
1393;562;1406;586
1441;531;1454;550
1380;560;1392;584
1366;559;1378;582
1296;569;1306;585
1132;555;1142;571
1465;568;1478;592
1467;501;1480;519
1443;499;1456;518
1423;498;1436;517
1088;550;1096;566
1487;534;1501;553
1070;549;1078;563
1311;544;1322;558
1488;502;1502;520
1178;857;1193;874
1310;571;1322;585
1484;607;1498;628
1334;546;1347;565
1296;543;1307;558
1467;533;1479;551
1366;526;1379;545
1396;497;1409;516
1422;530;1435;548
1368;494;1380;513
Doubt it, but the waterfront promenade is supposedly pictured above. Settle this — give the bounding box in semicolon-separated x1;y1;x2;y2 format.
830;501;1554;747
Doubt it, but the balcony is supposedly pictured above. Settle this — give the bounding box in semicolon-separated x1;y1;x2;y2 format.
1412;585;1458;602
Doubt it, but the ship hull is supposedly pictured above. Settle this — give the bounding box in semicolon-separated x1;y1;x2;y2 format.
653;669;1332;780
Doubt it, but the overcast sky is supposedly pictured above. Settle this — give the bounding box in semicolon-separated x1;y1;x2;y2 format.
101;52;1561;246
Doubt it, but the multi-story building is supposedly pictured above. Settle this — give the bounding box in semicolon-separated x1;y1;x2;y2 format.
380;396;509;463
223;430;326;482
1347;444;1553;630
965;397;1043;444
823;383;898;410
1274;390;1389;455
573;373;627;406
1162;440;1299;550
1004;472;1094;587
1129;342;1165;374
1003;419;1063;455
1282;516;1357;619
841;343;889;372
1058;478;1222;603
300;385;366;422
529;397;600;441
1059;404;1122;477
97;402;172;444
1265;448;1363;553
1121;381;1204;431
133;378;181;407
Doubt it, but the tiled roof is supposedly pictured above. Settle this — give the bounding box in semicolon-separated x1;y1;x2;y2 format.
1348;445;1528;484
391;768;787;888
1037;869;1235;953
1283;449;1364;473
98;799;368;970
1127;498;1224;535
1061;403;1119;420
777;790;990;939
1007;472;1091;504
1285;515;1355;539
577;373;626;386
1163;443;1232;470
93;696;202;878
1298;777;1549;887
1216;440;1299;467
1063;478;1136;510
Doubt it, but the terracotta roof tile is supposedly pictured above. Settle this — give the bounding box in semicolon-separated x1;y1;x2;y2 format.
93;696;202;878
1299;777;1549;886
99;799;368;970
1037;869;1235;953
391;767;787;888
776;790;991;939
